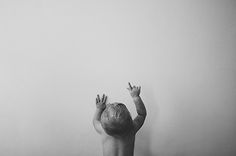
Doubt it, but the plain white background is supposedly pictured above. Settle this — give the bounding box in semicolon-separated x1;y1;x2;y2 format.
0;1;236;156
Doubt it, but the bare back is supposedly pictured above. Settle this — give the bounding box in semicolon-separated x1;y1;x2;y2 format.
93;83;146;156
101;130;135;156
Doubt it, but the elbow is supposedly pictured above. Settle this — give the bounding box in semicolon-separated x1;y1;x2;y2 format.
93;119;100;125
93;119;97;125
92;118;97;127
138;111;147;118
143;109;147;118
144;108;147;117
143;112;147;118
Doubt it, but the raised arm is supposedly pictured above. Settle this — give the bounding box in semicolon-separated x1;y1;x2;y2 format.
93;94;107;134
127;82;147;133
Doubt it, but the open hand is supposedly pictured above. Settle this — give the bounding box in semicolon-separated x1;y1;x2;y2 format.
127;82;141;98
96;94;107;109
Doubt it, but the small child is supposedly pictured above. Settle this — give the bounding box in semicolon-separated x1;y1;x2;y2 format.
93;82;147;156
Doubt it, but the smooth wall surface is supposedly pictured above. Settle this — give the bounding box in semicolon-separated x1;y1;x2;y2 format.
0;1;236;156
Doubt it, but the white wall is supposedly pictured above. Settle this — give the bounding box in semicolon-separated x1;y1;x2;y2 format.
0;1;236;156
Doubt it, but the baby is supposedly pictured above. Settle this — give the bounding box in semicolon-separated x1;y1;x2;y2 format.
93;82;147;156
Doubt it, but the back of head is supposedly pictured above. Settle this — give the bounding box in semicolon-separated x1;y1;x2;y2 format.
101;103;133;136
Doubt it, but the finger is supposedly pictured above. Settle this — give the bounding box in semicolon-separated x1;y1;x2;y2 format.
96;97;98;103
128;82;133;90
101;94;105;102
127;87;131;91
104;96;107;103
97;94;100;102
133;85;136;89
103;94;105;102
138;86;141;90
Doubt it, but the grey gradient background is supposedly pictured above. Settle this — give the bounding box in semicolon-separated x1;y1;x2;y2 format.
0;1;236;156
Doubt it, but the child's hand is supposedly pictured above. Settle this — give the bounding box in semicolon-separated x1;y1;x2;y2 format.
96;94;107;110
127;82;141;98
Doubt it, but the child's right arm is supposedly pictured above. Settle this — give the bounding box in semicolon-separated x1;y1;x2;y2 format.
127;82;147;133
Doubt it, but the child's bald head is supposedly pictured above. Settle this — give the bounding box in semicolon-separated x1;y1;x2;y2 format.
101;103;133;136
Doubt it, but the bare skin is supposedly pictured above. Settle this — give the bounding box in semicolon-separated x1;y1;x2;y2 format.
93;83;147;156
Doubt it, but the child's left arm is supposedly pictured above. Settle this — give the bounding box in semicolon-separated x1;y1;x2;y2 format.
93;94;107;134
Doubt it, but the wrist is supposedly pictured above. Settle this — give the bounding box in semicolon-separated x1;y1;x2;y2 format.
96;106;106;111
132;95;140;99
